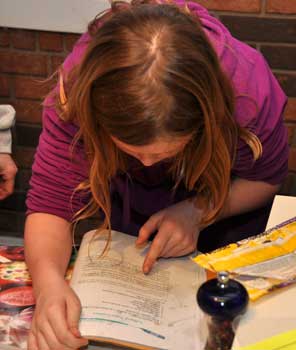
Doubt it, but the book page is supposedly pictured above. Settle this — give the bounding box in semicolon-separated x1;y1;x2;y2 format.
70;230;205;350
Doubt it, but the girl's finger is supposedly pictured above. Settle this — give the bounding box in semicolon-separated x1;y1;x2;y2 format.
162;245;194;258
47;301;87;349
0;178;14;196
66;295;88;345
142;228;172;273
38;320;74;350
156;234;178;257
137;211;162;245
161;233;197;257
36;330;50;350
27;331;38;350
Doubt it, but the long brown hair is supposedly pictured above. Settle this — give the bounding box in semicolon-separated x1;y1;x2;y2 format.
58;0;261;231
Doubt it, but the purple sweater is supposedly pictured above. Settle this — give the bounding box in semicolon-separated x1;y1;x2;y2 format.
26;1;288;234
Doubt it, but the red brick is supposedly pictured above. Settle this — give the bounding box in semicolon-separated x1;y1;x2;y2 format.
280;173;296;196
285;98;296;122
288;147;296;172
16;124;41;148
14;76;49;100
11;29;36;50
39;32;63;52
275;73;296;97
0;28;10;47
261;46;296;71
0;52;48;76
15;169;32;191
286;125;294;145
64;33;80;52
0;76;10;97
197;0;261;12
266;0;296;14
0;97;13;105
220;16;296;43
13;99;43;124
51;55;66;74
14;146;36;169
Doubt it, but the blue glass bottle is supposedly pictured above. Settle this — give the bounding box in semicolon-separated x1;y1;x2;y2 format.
197;271;249;350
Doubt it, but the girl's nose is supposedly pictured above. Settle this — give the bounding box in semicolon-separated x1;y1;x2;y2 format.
139;155;158;167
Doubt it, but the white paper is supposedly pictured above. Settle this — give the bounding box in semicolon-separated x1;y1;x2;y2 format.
71;230;205;350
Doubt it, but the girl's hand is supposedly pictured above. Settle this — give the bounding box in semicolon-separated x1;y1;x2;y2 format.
136;199;203;274
28;279;88;350
0;154;17;199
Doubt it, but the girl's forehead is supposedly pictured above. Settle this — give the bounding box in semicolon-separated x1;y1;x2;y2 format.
111;135;191;154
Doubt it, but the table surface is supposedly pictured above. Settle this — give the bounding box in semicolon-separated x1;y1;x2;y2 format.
232;195;296;349
3;196;291;350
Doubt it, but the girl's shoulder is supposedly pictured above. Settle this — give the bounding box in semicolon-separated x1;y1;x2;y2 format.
62;31;92;75
195;7;286;128
185;1;271;88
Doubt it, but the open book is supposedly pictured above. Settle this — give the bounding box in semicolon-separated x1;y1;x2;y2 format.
70;230;205;350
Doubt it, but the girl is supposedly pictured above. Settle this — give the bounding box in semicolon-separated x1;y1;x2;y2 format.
25;1;288;349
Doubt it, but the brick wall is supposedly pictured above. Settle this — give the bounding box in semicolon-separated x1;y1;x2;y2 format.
0;0;295;236
0;29;80;236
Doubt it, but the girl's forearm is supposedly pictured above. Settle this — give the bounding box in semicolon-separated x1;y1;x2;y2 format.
220;178;281;220
24;213;73;296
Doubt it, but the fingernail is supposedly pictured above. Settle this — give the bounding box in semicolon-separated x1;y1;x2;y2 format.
70;327;81;337
136;241;147;249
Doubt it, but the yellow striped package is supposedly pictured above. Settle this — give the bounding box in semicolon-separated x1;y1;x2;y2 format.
193;217;296;301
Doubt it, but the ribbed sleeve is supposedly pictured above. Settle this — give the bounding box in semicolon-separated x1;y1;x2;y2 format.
231;51;289;185
26;105;90;221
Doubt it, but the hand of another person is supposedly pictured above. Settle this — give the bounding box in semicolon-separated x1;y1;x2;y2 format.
28;279;88;350
136;199;203;274
0;154;17;200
